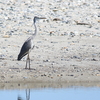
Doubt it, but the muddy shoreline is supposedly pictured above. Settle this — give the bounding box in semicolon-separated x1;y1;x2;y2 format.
0;0;100;87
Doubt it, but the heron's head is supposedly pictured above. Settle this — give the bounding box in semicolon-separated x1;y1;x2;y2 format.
33;16;46;23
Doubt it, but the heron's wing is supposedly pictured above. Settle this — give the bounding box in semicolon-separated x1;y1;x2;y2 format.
17;39;31;60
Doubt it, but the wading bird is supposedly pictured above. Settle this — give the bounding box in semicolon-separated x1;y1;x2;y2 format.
17;16;46;69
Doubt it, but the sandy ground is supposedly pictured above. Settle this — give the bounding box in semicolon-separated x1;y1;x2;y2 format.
0;0;100;87
1;35;100;83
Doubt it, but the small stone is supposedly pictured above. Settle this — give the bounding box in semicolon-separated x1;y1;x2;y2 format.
1;76;5;78
43;60;49;62
52;9;58;12
98;20;100;23
92;45;95;47
81;74;83;75
57;74;60;77
91;58;98;61
2;35;10;38
96;74;100;76
61;74;63;76
69;32;75;37
41;74;46;76
23;77;27;79
18;84;20;86
53;18;61;21
68;74;74;76
10;76;13;78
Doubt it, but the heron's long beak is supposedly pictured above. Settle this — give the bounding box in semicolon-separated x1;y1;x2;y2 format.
32;17;46;26
39;17;46;19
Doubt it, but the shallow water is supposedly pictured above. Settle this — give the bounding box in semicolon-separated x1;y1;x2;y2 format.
0;86;100;100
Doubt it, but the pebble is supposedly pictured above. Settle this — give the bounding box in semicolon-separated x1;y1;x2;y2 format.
68;74;74;76
96;74;100;76
23;77;27;79
69;32;75;37
91;58;98;61
43;60;50;62
71;56;81;59
0;0;99;37
1;76;5;79
41;74;46;76
2;35;10;38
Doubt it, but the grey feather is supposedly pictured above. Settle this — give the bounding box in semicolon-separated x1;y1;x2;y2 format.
17;38;32;60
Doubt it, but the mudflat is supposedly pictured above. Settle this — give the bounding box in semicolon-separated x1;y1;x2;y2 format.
0;0;100;84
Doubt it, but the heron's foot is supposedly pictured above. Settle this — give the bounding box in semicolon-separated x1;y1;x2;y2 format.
25;67;28;69
28;68;31;70
25;67;31;70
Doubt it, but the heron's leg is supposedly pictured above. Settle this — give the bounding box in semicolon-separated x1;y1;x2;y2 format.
27;53;30;70
29;59;30;69
28;54;31;70
25;53;29;69
25;56;28;69
25;52;30;69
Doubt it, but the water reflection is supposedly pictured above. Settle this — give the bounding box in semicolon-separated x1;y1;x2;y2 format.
18;89;30;100
18;96;23;100
15;87;100;100
0;85;100;100
0;82;100;100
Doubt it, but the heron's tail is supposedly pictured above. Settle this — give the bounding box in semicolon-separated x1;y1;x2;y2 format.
17;54;21;60
17;53;24;60
17;52;27;60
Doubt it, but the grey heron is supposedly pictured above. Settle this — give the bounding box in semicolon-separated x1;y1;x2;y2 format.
17;16;46;69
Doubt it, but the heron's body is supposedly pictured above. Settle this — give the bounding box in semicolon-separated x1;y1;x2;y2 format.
17;16;46;69
18;36;34;60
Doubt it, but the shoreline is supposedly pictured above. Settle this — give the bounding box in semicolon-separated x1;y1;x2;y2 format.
0;81;100;90
0;0;100;87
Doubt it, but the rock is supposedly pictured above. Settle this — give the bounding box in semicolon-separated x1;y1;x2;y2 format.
71;56;81;59
91;59;98;61
1;76;5;79
41;74;46;76
67;74;74;76
2;35;10;38
69;32;75;37
43;60;50;62
53;18;61;21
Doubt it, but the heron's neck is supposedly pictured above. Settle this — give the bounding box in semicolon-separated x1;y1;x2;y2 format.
33;22;37;36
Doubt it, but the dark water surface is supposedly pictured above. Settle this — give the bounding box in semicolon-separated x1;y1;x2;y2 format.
0;82;100;100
